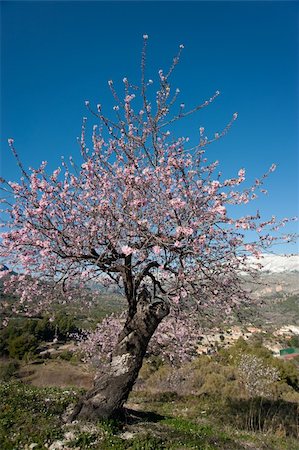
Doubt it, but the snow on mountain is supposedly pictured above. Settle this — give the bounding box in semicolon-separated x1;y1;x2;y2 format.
256;254;299;273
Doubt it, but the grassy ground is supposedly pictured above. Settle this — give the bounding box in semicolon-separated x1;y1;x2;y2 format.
1;333;298;449
1;380;298;450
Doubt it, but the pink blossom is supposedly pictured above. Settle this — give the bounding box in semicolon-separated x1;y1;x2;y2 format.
153;245;161;255
176;226;193;237
238;168;245;178
214;205;226;216
121;245;134;256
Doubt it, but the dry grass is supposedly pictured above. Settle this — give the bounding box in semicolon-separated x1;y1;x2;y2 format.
19;359;94;389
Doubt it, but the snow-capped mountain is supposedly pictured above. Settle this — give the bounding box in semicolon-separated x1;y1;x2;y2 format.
257;254;299;273
245;254;299;300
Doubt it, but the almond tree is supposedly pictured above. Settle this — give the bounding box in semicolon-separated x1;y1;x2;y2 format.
0;36;292;420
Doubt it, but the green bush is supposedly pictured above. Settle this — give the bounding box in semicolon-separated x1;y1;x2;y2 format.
35;316;55;341
59;350;73;361
8;333;38;360
55;314;78;340
0;360;20;381
272;359;299;392
288;335;299;348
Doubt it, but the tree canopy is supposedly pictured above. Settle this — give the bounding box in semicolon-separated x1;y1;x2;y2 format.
0;37;293;321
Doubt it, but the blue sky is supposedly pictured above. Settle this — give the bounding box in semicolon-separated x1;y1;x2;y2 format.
1;1;298;253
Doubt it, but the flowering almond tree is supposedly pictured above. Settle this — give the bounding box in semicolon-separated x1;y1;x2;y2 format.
0;37;293;420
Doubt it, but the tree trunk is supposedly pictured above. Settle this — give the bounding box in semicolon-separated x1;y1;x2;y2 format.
69;288;169;421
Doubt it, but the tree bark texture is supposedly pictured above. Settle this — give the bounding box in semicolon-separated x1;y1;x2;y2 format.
69;288;169;421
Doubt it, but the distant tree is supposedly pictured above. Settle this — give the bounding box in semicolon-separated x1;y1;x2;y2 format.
238;354;280;398
0;37;294;420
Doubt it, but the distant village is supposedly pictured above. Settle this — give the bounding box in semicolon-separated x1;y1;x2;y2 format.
197;324;299;360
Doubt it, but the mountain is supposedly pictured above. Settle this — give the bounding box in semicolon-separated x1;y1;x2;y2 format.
239;254;299;327
245;254;299;297
256;254;299;273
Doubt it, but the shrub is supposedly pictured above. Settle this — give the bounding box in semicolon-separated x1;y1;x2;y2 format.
288;335;299;348
272;358;299;392
59;350;73;361
237;354;280;398
0;360;20;381
8;333;38;360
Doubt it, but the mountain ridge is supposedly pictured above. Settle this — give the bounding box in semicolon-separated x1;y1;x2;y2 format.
251;254;299;274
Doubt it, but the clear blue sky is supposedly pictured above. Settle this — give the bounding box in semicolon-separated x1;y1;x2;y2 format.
1;1;298;253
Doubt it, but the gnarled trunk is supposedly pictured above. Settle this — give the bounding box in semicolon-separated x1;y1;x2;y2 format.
69;288;169;421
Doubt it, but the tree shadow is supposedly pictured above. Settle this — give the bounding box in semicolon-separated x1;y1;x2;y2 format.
117;407;167;425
